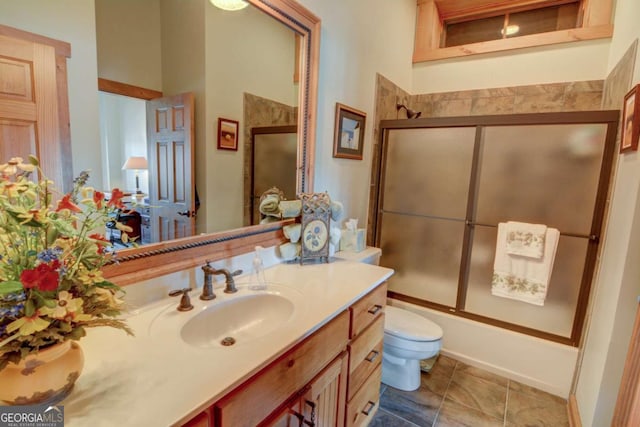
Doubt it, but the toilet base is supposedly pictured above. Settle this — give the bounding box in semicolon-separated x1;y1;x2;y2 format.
381;356;422;392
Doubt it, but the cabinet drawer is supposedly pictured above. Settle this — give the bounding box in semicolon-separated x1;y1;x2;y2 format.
350;283;387;339
348;315;384;400
214;310;349;427
346;365;382;427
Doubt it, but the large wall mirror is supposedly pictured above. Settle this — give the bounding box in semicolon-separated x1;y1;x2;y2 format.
95;0;319;257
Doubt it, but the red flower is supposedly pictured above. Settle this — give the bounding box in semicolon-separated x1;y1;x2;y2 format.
20;269;40;289
107;188;126;209
56;194;82;213
20;262;60;292
93;191;105;209
90;233;110;254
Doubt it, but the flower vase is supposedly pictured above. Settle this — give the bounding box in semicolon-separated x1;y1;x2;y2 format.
0;340;84;405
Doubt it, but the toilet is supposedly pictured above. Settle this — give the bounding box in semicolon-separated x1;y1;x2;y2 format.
382;305;443;391
333;246;444;392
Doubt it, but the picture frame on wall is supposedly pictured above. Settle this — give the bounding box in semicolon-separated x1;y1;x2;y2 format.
333;103;366;160
217;118;239;151
621;84;640;153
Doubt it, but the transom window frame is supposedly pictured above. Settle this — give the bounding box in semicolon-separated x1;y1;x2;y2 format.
414;0;613;63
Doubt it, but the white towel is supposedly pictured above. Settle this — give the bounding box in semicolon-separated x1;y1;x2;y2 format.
504;221;547;259
491;223;559;306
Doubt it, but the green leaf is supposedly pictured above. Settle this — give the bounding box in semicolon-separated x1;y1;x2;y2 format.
28;155;39;167
69;326;86;340
0;281;23;295
24;299;35;317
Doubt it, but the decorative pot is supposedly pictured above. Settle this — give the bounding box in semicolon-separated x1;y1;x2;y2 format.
0;340;84;405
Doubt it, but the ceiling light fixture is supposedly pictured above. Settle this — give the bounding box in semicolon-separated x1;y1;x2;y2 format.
209;0;249;11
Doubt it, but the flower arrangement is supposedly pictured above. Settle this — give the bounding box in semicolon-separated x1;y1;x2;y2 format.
0;156;133;371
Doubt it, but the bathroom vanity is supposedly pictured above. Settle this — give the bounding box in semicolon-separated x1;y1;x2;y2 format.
62;261;392;427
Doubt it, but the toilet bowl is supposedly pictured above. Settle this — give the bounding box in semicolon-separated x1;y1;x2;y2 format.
382;305;443;391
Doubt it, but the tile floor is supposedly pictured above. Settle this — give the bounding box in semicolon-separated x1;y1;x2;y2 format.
370;355;569;427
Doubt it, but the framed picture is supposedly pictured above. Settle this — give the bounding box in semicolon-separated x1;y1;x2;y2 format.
333;103;366;160
621;85;640;153
217;118;239;151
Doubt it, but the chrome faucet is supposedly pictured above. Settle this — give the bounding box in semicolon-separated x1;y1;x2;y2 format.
201;261;243;299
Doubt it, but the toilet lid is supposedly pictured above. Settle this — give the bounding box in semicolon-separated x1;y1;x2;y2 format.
385;305;443;341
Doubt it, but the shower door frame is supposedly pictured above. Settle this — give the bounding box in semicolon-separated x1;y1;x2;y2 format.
373;111;619;346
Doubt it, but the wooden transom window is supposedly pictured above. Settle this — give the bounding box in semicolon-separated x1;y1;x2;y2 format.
444;2;581;47
414;0;613;62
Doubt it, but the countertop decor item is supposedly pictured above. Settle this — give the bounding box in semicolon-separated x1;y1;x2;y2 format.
0;156;133;405
299;192;331;264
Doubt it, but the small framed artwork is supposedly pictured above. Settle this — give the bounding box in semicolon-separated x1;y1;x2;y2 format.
621;84;640;153
333;103;366;160
217;118;239;151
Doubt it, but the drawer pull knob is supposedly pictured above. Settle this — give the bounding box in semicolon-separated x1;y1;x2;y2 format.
365;350;380;363
361;400;376;416
367;304;382;315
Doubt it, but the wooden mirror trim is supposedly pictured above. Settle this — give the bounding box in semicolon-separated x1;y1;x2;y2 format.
103;0;319;286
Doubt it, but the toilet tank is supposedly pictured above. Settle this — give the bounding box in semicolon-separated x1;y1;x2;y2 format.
334;247;381;265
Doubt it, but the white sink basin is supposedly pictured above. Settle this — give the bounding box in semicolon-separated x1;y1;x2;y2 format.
148;286;303;349
181;293;294;348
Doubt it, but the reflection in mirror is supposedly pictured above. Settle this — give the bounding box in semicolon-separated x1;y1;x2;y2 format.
251;125;298;224
95;0;311;249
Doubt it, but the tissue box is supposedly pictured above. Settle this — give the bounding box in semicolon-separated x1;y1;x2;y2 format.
340;228;366;252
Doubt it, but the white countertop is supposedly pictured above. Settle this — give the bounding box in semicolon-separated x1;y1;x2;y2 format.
63;260;393;427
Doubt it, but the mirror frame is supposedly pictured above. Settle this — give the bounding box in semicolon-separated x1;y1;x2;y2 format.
102;0;320;285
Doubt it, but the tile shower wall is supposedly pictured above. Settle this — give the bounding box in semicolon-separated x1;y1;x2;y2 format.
367;76;604;244
242;93;297;225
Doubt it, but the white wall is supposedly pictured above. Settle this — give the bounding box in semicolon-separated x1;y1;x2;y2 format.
98;93;149;194
203;4;297;232
574;0;640;424
95;0;163;91
298;0;416;228
413;39;611;93
0;0;102;189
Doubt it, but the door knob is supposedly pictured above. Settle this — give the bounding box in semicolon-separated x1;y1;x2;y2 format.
177;210;193;217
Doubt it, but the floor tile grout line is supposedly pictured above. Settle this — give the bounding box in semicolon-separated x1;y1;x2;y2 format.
378;408;423;427
432;359;459;426
504;380;511;427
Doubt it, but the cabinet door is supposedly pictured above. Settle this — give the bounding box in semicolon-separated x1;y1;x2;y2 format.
264;398;304;427
301;352;348;427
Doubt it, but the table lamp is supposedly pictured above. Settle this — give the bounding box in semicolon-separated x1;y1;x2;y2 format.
122;156;148;195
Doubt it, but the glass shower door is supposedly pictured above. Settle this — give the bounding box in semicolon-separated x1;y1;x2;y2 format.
378;127;476;308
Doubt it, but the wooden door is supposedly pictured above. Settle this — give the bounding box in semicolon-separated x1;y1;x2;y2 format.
146;93;195;243
302;352;348;427
0;31;67;190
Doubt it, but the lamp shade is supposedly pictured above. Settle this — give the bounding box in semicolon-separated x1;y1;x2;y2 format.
209;0;249;11
122;156;148;170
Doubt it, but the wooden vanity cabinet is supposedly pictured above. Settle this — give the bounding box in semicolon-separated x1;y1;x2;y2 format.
181;282;387;427
346;284;386;427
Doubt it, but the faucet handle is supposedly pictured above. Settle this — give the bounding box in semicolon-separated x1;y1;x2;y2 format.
231;269;243;277
169;288;194;311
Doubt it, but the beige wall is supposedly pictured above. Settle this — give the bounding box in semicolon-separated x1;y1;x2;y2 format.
412;40;611;94
0;0;102;189
95;0;163;91
299;0;417;228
